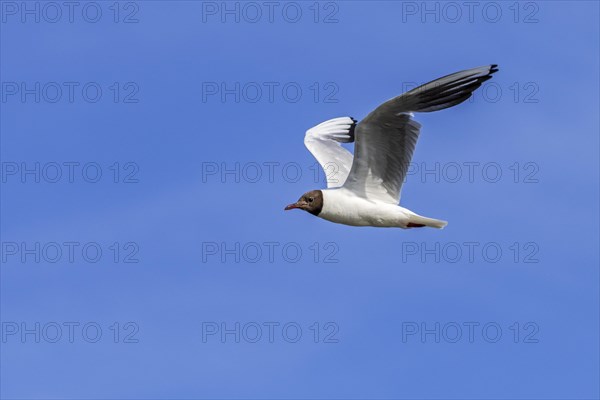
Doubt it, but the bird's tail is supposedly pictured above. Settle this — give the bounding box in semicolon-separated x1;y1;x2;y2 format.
407;214;448;229
402;65;499;113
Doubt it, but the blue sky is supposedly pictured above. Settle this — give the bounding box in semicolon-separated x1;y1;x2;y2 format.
1;1;599;399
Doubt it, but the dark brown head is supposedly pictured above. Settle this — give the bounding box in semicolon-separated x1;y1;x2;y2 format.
284;190;323;216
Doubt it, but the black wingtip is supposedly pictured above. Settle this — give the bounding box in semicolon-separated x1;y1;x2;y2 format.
490;64;499;74
349;117;357;140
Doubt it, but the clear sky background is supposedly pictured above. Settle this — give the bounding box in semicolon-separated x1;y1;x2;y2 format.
1;1;599;399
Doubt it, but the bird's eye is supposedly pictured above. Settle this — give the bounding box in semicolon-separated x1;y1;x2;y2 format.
308;197;314;203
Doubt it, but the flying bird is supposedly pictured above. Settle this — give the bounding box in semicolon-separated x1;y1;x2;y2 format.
285;65;499;229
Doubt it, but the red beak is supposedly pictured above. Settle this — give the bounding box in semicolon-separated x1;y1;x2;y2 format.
284;203;299;211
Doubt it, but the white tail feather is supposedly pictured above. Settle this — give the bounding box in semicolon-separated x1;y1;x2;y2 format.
408;214;448;229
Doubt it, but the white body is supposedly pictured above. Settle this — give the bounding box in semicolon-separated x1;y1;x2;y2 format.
319;188;445;229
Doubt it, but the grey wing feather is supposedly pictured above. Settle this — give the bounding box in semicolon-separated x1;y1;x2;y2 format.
343;65;498;204
343;114;420;204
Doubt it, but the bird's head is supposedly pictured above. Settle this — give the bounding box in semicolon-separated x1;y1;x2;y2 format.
284;190;323;216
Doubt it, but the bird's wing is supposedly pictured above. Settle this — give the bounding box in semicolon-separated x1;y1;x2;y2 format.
343;65;498;204
343;113;421;204
304;117;356;188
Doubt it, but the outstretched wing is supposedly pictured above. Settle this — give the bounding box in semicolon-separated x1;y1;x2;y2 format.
304;117;356;188
343;65;498;204
343;113;421;203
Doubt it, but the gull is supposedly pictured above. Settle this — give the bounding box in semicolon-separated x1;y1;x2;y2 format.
285;65;498;229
